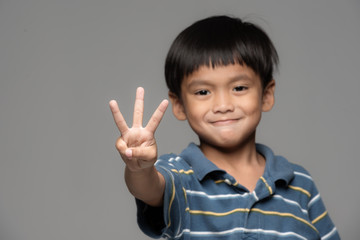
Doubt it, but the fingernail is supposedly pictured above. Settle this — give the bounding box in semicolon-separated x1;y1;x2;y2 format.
125;149;132;158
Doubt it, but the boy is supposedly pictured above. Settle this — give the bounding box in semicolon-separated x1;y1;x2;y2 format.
109;15;340;239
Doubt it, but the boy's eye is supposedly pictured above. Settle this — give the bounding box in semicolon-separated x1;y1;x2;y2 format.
233;86;247;92
195;90;210;95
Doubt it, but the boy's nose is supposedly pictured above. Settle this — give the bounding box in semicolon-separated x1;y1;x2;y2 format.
212;93;234;113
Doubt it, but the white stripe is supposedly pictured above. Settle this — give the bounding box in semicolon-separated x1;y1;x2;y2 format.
321;227;337;240
294;171;313;181
167;156;182;163
185;190;250;199
253;191;259;201
224;179;232;185
308;193;320;208
272;194;308;215
174;227;307;240
167;156;182;161
156;158;174;165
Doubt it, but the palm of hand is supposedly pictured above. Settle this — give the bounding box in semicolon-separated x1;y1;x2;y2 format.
110;87;168;172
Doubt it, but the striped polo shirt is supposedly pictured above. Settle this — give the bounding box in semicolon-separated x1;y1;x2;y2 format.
136;143;340;240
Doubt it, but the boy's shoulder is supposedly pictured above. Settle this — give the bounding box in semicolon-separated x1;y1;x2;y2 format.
256;144;309;172
155;147;193;173
156;143;222;181
252;143;318;189
157;142;205;167
265;148;318;194
289;161;312;176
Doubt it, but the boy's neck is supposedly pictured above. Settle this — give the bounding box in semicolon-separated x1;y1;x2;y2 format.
199;135;266;191
200;134;261;165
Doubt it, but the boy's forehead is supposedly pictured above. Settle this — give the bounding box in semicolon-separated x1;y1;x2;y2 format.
184;63;259;83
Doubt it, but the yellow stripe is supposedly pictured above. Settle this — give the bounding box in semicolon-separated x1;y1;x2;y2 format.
260;176;273;195
182;187;188;205
312;211;328;224
186;208;250;217
185;207;318;233
167;176;176;228
214;179;238;186
214;179;225;184
288;185;311;198
251;208;318;233
171;169;194;175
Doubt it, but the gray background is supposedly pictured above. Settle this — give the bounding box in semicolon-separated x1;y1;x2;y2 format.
0;0;359;239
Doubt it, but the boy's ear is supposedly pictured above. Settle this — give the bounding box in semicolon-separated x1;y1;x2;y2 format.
168;92;187;121
262;79;276;112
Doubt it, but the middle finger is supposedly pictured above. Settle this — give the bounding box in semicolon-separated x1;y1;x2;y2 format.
132;87;144;128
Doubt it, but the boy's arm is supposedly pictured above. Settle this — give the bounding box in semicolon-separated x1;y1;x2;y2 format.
124;166;165;207
109;87;169;207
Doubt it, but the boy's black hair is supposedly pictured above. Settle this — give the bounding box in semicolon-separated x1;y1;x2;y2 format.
165;15;279;98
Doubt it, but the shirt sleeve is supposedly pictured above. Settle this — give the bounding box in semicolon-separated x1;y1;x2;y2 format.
136;156;188;239
301;168;341;239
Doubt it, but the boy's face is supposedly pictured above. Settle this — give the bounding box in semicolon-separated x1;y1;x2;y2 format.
169;64;275;151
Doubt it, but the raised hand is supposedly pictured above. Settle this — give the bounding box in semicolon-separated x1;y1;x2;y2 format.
109;87;169;172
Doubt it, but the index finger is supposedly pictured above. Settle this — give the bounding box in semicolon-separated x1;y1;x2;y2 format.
132;87;144;128
109;100;129;134
145;99;169;133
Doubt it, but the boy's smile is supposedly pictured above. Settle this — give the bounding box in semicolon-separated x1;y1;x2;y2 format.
169;63;275;151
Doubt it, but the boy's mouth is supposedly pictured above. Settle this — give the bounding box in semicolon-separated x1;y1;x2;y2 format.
209;118;240;126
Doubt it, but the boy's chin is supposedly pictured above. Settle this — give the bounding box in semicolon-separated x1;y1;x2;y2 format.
199;132;256;152
200;139;250;152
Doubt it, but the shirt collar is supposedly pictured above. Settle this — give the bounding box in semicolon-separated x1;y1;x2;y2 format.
180;143;225;181
256;143;294;185
179;142;294;185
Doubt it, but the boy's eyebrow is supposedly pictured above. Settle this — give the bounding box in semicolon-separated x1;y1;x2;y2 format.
187;79;211;88
229;74;253;83
187;74;253;88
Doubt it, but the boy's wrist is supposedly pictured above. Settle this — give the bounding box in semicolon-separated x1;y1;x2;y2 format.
125;165;164;207
125;163;156;175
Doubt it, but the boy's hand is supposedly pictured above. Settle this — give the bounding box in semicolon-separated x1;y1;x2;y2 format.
109;87;169;172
